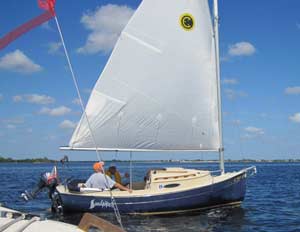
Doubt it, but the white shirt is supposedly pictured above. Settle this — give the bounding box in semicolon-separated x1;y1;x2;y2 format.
85;172;116;189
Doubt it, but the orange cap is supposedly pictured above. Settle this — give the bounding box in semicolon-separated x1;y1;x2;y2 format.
93;162;104;172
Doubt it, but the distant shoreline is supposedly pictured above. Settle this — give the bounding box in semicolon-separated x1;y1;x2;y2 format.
0;156;299;163
0;156;55;163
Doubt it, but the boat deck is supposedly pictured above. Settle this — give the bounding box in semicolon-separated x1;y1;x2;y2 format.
58;168;246;197
0;206;83;232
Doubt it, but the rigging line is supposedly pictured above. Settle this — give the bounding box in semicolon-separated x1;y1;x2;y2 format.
53;16;101;161
54;16;124;230
130;151;133;190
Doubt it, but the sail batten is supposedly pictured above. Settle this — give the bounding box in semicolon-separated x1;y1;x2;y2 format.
69;0;221;152
122;32;162;53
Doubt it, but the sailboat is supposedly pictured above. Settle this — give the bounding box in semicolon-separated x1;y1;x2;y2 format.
54;0;256;214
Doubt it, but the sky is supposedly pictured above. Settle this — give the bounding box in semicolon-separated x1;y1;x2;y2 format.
0;0;300;161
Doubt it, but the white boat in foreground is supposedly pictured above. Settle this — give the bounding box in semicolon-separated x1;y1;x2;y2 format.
0;204;124;232
0;205;82;232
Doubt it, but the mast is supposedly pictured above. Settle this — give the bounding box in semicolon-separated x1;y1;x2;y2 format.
213;0;225;174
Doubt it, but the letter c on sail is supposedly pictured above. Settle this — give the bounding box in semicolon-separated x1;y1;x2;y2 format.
180;13;195;31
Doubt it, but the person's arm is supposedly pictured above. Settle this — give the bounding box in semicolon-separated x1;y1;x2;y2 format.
84;176;92;188
114;183;132;193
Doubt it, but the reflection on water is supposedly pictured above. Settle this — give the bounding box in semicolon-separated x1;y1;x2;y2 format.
59;206;246;232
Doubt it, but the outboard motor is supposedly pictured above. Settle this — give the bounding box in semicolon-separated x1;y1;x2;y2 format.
21;166;63;214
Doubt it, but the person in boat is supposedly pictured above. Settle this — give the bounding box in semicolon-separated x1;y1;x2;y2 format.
105;163;129;186
105;163;121;183
85;162;132;193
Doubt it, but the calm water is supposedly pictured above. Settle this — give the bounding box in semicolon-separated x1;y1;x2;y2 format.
0;162;299;232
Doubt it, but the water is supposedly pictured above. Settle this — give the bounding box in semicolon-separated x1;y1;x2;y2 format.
0;162;299;231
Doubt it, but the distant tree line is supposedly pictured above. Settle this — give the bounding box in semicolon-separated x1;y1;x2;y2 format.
0;156;55;163
0;156;299;163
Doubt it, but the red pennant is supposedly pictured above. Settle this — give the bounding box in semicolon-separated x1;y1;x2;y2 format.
0;12;54;50
38;0;56;15
0;0;57;50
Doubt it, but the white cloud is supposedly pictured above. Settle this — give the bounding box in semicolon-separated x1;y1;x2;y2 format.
228;42;256;57
224;89;247;100
2;117;24;130
59;120;77;129
231;119;241;125
260;113;268;119
39;106;72;116
220;56;230;62
83;88;92;94
222;78;239;85
0;50;42;74
224;89;235;99
289;113;300;123
3;117;25;125
285;86;300;95
41;22;54;31
72;98;81;105
12;95;22;102
77;4;134;54
25;94;54;104
6;124;16;129
43;135;57;141
223;112;230;117
242;126;265;140
13;94;55;105
245;126;265;135
241;134;255;140
48;42;63;55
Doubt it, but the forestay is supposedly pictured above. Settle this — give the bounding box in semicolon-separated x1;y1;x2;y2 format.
68;0;220;151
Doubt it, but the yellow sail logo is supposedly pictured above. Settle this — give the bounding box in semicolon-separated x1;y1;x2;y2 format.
180;13;195;31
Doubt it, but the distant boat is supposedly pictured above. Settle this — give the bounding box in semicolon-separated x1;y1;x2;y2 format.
55;0;256;214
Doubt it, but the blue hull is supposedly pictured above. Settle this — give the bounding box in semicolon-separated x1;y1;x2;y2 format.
58;172;247;214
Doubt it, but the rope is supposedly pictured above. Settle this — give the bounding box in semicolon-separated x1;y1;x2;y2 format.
54;15;124;230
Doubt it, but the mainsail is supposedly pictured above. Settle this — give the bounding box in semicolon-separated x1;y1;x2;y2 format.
68;0;220;151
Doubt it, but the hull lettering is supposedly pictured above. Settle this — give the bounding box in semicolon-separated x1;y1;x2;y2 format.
89;199;113;209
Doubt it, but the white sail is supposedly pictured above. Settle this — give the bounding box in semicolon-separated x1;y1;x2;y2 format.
68;0;220;151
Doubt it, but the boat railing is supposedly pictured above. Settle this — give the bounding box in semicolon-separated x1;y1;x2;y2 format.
241;166;257;177
198;167;256;186
195;170;221;185
208;170;222;185
209;170;222;175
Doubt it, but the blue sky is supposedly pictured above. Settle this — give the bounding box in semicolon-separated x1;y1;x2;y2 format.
0;0;299;161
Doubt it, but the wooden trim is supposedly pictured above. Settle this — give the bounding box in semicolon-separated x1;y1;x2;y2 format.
154;174;196;181
78;213;125;232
